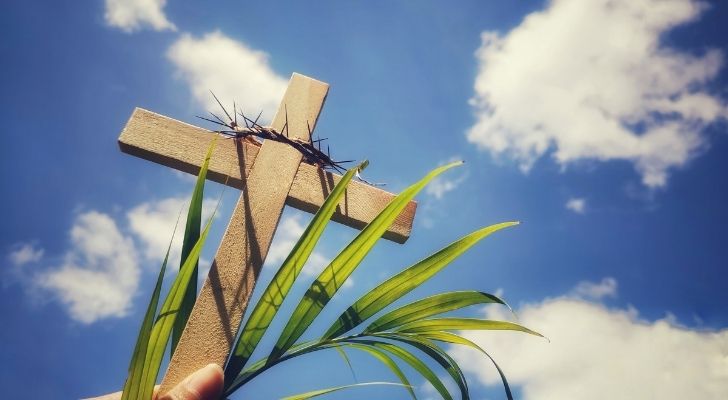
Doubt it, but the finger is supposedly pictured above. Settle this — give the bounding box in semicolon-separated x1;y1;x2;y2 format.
157;364;224;400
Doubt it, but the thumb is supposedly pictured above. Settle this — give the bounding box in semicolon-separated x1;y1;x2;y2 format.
158;364;224;400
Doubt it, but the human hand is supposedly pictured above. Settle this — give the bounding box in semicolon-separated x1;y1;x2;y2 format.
86;363;224;400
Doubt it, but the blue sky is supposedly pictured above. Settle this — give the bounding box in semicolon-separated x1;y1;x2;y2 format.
2;0;728;398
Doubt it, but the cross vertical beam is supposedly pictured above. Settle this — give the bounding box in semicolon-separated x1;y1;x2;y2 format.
158;74;329;393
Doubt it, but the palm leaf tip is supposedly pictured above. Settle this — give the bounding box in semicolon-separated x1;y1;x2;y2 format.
363;290;511;334
280;382;410;400
395;317;544;338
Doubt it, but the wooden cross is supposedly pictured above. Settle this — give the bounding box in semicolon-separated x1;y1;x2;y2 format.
117;73;417;393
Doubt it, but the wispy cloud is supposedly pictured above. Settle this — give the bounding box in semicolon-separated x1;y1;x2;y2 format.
426;173;468;200
167;31;288;124
569;277;617;300
8;242;44;267
104;0;176;33
450;278;728;399
467;0;727;187
565;197;586;214
420;157;468;228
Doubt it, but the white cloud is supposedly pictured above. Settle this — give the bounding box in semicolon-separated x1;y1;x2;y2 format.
450;279;728;399
467;0;727;187
104;0;176;33
266;214;306;266
167;31;288;124
35;212;140;324
8;243;44;267
128;197;185;262
26;196;218;324
565;197;586;214
127;196;217;267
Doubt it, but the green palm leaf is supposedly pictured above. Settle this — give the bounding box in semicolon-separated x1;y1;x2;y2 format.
395;317;543;337
269;161;463;360
333;346;358;382
225;162;366;383
226;340;340;394
376;333;469;400
417;331;513;400
364;291;511;334
324;222;518;339
352;339;453;400
121;211;181;400
344;343;416;399
172;138;217;354
281;382;408;400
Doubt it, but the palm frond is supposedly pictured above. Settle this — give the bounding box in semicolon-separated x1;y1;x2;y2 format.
125;158;542;400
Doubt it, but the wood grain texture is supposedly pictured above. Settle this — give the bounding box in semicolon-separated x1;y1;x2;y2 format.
159;74;329;393
119;109;416;243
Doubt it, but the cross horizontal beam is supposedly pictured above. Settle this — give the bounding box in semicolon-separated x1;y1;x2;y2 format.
118;108;416;243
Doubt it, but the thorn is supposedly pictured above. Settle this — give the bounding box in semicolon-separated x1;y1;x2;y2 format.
210;90;233;123
196;115;229;128
240;113;261;130
253;110;263;128
209;112;228;127
284;105;289;137
238;108;250;129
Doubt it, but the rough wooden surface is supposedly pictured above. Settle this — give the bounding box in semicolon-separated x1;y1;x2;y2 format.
119;108;416;243
159;74;329;393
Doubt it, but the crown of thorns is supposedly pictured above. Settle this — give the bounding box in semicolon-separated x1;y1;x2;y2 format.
197;91;357;175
